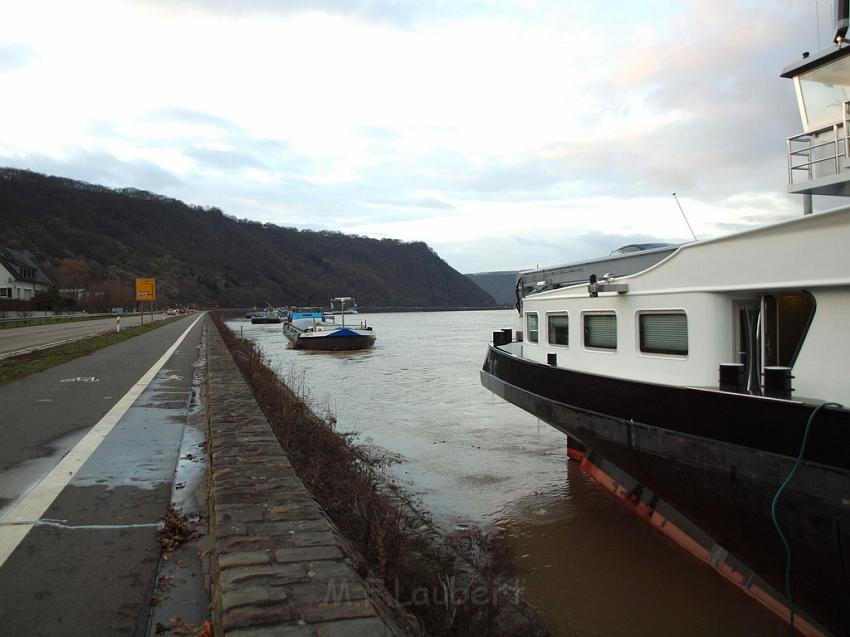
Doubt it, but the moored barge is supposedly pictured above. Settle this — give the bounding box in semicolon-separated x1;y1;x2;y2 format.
481;25;850;636
283;298;376;351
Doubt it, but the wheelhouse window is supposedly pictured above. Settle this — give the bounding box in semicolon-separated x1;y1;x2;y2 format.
526;312;539;343
639;312;688;355
584;312;616;350
796;56;850;130
547;313;569;346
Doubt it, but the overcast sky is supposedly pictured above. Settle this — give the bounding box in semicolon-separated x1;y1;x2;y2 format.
0;0;843;272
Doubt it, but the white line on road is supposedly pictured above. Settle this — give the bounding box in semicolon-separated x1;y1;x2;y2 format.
0;335;92;360
35;520;162;530
0;314;204;568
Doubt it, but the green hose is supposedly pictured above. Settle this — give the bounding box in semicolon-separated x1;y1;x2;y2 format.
770;401;843;636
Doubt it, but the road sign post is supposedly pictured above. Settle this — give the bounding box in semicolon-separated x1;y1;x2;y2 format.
135;278;156;326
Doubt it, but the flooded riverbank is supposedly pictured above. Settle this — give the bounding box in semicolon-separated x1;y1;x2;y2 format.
228;310;785;635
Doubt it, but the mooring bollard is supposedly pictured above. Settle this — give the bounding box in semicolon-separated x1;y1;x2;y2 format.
116;316;121;333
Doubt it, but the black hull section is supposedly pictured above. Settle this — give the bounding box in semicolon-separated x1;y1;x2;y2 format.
250;318;281;324
285;333;376;351
481;345;850;635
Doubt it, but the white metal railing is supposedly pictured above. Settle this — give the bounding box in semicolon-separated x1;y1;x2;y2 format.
786;100;850;187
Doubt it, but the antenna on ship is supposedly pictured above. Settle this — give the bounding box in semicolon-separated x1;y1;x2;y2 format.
816;0;822;48
672;193;697;241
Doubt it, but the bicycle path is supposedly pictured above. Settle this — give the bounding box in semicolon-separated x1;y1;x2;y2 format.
0;313;207;636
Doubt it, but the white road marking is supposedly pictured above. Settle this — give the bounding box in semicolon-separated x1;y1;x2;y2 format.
163;374;184;381
0;336;91;361
34;520;161;531
60;376;99;383
0;314;203;569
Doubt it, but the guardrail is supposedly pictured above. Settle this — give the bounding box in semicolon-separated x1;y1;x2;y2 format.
0;312;156;329
787;100;850;187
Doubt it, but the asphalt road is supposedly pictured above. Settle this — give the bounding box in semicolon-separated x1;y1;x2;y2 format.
0;313;170;359
0;313;208;636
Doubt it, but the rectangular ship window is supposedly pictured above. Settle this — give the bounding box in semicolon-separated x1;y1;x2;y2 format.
547;313;569;346
639;312;688;355
527;312;539;343
584;313;617;350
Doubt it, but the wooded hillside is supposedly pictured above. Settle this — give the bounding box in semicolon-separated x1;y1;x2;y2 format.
0;169;495;308
465;271;519;307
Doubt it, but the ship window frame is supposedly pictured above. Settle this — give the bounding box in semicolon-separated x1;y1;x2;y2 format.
583;311;617;351
547;312;569;347
637;310;689;357
526;312;539;343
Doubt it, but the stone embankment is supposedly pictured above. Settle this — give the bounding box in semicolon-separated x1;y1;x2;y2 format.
203;320;406;636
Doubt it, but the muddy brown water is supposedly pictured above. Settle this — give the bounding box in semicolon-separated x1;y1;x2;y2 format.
229;310;786;636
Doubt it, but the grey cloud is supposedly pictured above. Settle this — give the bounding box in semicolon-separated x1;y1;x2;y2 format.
145;107;243;132
434;229;689;273
459;160;569;198
87;108;305;176
515;230;686;265
0;150;184;193
594;6;805;201
355;149;580;203
183;146;267;170
0;43;36;72
713;211;797;233
367;196;455;210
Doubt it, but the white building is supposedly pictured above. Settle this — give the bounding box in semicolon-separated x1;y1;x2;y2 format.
0;248;52;301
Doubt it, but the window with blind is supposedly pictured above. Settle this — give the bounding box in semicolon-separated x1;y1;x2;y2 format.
639;312;688;355
584;313;617;350
527;312;539;343
547;313;569;346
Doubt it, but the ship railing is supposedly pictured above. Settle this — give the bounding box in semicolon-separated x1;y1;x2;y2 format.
786;100;850;186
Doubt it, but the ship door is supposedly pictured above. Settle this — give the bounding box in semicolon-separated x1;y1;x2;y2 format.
761;292;816;368
735;302;761;394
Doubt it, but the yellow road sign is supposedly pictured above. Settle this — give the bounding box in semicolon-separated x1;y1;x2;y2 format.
135;277;156;301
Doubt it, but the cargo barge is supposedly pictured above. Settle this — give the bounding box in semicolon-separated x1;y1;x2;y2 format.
481;22;850;636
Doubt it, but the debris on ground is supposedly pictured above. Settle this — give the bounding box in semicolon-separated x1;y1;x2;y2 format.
154;617;213;636
157;506;201;552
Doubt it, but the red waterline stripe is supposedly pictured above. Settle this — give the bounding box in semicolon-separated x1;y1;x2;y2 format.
575;453;825;637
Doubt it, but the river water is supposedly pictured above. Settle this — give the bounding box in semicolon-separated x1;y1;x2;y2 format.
228;310;785;636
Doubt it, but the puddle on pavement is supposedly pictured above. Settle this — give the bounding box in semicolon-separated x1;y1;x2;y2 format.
0;428;89;519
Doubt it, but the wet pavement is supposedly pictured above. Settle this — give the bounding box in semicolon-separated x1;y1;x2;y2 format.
0;313;167;359
0;314;208;636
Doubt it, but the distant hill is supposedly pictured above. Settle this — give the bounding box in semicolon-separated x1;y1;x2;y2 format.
465;271;519;307
0;169;496;308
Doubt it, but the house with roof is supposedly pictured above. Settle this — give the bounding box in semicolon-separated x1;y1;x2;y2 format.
0;248;53;301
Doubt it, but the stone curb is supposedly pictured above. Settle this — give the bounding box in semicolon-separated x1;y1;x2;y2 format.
203;319;406;636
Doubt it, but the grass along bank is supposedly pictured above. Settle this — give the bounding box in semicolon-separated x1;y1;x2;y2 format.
210;312;551;637
0;314;189;386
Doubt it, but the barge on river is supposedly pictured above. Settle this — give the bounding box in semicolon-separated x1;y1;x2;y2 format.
481;29;850;637
250;308;282;324
283;298;376;351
